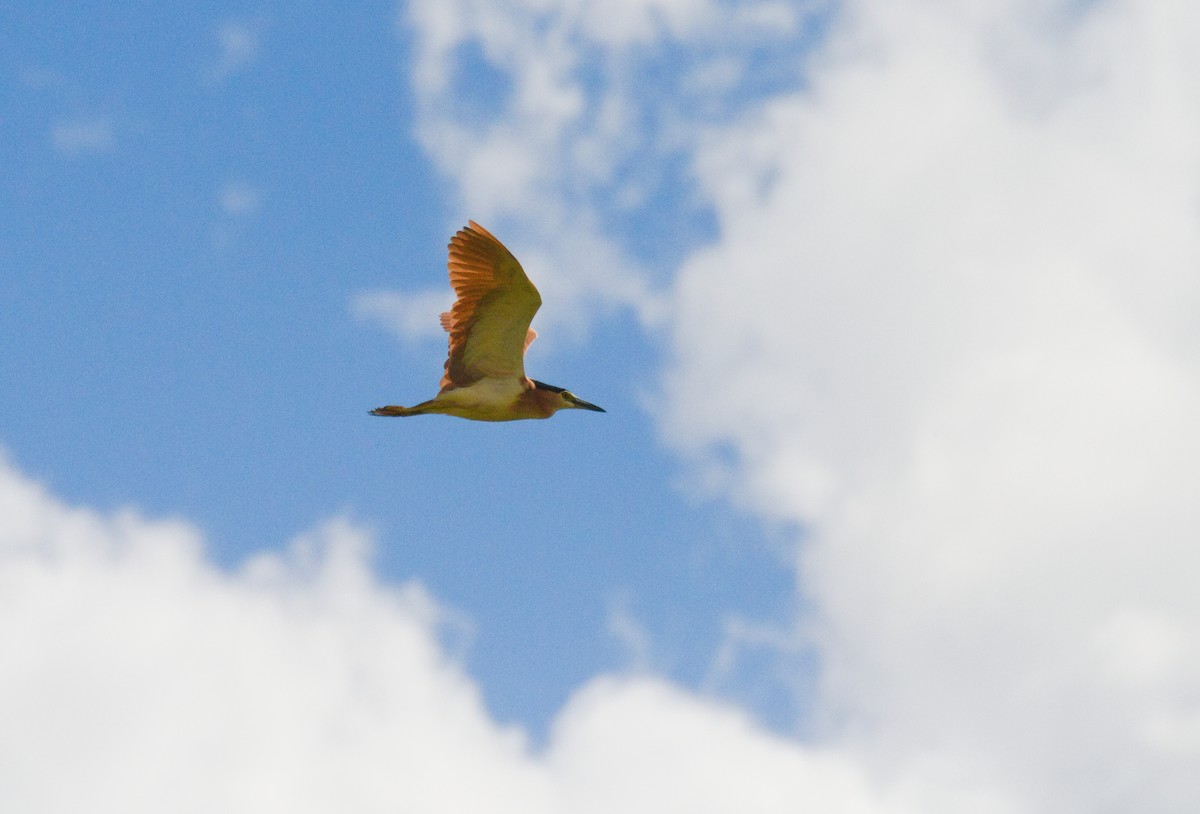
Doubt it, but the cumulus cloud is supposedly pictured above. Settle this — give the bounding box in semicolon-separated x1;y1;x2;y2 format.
0;453;910;813
546;678;888;814
0;455;538;812
660;0;1200;810
401;0;1200;810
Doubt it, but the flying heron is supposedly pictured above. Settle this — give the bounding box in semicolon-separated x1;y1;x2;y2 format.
370;221;605;421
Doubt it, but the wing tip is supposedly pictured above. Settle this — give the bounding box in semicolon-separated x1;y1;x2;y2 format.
454;219;497;244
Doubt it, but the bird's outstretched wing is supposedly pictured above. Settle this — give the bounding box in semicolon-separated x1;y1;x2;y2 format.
439;221;542;390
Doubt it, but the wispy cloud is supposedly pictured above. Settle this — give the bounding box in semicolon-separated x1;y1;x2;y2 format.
401;0;798;333
218;180;263;216
208;21;260;83
604;594;654;672
352;288;453;344
51;117;114;155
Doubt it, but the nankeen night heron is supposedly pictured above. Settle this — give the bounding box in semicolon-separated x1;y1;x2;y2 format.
370;221;605;421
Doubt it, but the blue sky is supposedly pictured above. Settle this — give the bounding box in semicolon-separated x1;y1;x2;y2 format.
1;2;800;733
4;2;1200;811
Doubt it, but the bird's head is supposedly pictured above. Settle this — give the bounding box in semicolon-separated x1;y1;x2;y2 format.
532;380;606;415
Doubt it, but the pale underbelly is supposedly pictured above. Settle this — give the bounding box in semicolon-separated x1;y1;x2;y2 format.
436;379;544;421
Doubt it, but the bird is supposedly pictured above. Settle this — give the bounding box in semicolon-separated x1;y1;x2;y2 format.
370;221;605;421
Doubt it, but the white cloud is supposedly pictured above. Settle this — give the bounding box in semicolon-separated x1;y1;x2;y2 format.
0;455;542;812
51;117;115;155
398;0;805;338
0;452;918;813
659;0;1200;810
546;678;889;814
394;0;1200;809
393;0;1200;808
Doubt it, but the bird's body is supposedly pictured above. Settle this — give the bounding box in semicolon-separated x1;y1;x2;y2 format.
371;221;604;422
374;376;552;421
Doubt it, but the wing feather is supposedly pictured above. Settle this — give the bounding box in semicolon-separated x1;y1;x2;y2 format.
438;221;542;390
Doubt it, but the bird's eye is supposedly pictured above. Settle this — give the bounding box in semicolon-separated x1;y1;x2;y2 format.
562;391;574;400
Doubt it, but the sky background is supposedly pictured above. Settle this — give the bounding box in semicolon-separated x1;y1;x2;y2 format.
3;1;1200;812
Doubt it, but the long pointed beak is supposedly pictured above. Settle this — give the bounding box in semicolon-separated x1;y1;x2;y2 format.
568;395;605;412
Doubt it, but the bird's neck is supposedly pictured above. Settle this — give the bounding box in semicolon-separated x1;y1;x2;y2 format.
520;381;560;418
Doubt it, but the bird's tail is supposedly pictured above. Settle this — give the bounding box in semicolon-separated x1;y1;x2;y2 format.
370;398;447;417
369;405;423;417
